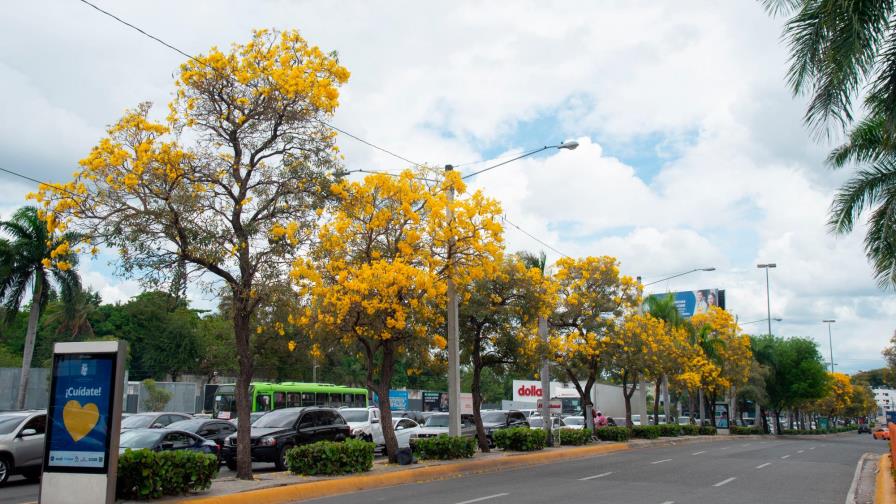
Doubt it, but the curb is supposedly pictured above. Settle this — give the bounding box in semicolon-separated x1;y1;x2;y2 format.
183;443;628;504
876;454;894;504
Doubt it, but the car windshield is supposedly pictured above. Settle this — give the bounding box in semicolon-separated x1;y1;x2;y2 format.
119;430;163;449
253;409;300;428
565;417;584;425
481;412;508;423
0;414;27;435
166;419;204;432
340;410;370;422
121;415;155;429
529;417;544;427
425;415;449;427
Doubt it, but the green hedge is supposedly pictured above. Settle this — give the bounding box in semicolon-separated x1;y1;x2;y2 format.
286;439;374;475
595;426;630;442
631;425;660;439
557;428;592;446
680;424;700;436
493;427;546;451
699;426;717;435
730;426;764;435
116;449;218;500
657;424;680;437
411;435;477;460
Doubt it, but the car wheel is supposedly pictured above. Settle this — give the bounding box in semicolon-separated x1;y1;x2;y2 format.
0;457;10;486
275;444;293;471
335;434;346;442
21;467;41;481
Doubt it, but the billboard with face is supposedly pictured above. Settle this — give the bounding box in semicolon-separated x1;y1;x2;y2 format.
649;289;725;318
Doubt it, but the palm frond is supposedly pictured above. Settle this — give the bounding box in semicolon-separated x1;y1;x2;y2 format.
517;250;547;273
829;157;896;233
827;114;894;167
863;190;896;288
867;21;896;130
760;0;805;16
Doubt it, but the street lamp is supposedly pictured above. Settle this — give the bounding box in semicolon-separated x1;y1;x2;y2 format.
823;320;836;373
757;263;777;336
741;317;783;325
446;140;578;436
641;267;716;288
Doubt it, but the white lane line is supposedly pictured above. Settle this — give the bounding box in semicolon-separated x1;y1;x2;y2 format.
809;446;815;450
578;472;613;481
797;449;804;453
742;443;751;446
756;462;771;469
456;494;509;504
651;458;672;464
660;501;675;504
781;454;791;459
692;450;706;455
713;477;736;487
720;446;730;450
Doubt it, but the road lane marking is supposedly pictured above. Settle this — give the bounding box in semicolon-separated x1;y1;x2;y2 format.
756;462;771;469
809;446;815;450
742;443;751;446
579;472;613;481
713;477;736;487
797;449;804;453
781;454;790;459
456;494;509;504
720;446;730;450
651;458;672;464
660;501;675;504
692;450;706;455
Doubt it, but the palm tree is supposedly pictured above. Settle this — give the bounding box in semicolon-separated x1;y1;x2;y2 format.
645;293;682;424
765;1;896;288
0;206;81;408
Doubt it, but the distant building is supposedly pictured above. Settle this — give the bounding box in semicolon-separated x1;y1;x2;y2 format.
872;388;896;416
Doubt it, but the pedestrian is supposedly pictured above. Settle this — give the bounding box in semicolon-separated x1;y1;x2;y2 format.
595;410;608;429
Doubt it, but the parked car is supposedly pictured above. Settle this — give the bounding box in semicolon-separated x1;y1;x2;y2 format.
678;416;695;425
0;410;46;485
528;416;565;430
413;413;477;439
222;407;350;470
518;409;538;419
372;418;421;448
391;410;427;424
339;407;380;441
230;411;267;427
166;419;236;454
480;410;529;447
119;428;217;456
858;424;871;434
120;412;192;431
873;427;891;440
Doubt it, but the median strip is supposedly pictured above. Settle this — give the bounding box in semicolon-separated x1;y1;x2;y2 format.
579;471;613;481
456;493;509;504
713;477;736;487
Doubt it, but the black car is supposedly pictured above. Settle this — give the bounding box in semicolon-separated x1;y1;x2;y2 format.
120;412;192;431
481;410;529;447
222;407;350;470
858;423;871;434
167;419;236;454
119;428;217;456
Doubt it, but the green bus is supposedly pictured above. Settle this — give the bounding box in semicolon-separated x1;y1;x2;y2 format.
213;382;368;420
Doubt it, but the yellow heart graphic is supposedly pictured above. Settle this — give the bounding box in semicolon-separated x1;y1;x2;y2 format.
63;400;100;443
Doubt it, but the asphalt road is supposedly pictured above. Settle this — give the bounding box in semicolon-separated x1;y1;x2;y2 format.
302;434;886;504
0;434;884;504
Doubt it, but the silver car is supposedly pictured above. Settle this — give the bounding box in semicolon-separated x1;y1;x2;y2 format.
0;410;46;485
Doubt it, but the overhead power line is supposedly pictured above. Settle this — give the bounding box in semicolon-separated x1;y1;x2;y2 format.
77;0;423;170
501;215;570;258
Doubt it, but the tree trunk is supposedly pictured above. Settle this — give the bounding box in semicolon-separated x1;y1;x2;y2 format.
375;346;400;463
698;389;705;425
662;375;671;424
688;392;696;424
653;381;661;425
622;371;638;429
729;386;737;427
16;272;43;410
232;296;254;480
774;409;782;434
471;357;490;452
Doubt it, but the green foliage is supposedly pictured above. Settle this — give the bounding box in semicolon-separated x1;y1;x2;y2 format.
411;435;477;460
556;428;592;445
730;425;764;435
699;425;717;435
657;424;680;437
680;424;700;436
116;449;218;500
142;379;172;411
595;426;630;442
630;425;660;439
285;439;374;475
751;335;829;414
493;427;546;451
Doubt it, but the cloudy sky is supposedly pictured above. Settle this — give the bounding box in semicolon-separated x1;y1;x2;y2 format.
1;1;892;372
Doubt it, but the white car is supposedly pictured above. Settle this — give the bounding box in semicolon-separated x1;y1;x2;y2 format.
373;418;421;448
340;407;381;441
528;416;565;429
562;416;585;429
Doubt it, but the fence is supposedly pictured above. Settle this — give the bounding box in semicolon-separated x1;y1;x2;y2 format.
126;381;198;414
0;367;51;410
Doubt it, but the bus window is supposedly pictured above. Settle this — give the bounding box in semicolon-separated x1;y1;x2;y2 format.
328;393;343;407
214;387;236;419
256;394;272;412
343;393;353;407
301;392;317;406
287;393;301;407
274;392;287;409
355;394;367;407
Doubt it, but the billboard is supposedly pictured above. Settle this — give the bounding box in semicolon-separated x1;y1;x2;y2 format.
650;289;725;318
372;390;409;410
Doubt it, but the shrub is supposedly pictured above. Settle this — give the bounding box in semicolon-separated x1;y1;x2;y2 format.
117;449;218;500
141;378;172;411
657;424;680;437
557;428;592;446
631;425;660;439
680;424;700;436
595;426;630;442
698;426;717;436
286;439;374;475
730;426;764;435
493;427;546;451
411;435;477;460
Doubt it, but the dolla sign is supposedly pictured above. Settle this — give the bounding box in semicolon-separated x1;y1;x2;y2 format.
40;341;127;504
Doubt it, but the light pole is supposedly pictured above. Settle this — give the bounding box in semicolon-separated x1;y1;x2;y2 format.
741;317;783;326
823;319;836;373
446;140;579;436
757;263;776;336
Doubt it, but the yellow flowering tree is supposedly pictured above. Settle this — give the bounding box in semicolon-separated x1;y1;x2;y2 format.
815;372;853;424
459;254;553;451
548;256;641;427
292;169;502;462
29;29;349;479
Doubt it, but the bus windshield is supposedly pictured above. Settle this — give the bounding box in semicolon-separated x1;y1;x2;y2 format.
214;386;236;419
